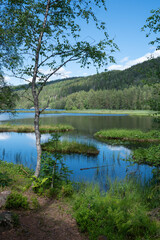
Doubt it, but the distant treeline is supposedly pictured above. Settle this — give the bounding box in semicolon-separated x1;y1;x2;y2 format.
15;57;160;110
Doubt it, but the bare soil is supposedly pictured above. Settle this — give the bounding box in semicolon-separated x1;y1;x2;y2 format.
0;197;88;240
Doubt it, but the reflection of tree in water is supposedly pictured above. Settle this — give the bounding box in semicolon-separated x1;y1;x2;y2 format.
10;115;155;137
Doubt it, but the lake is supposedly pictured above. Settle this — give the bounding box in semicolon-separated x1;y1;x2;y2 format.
0;112;157;187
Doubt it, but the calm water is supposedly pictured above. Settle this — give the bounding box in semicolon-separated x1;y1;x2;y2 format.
0;112;157;186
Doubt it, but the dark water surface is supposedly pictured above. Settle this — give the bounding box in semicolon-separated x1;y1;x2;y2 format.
0;112;157;186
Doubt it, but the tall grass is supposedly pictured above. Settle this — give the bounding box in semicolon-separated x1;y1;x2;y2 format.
72;179;160;240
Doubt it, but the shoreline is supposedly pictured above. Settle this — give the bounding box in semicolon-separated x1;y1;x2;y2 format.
13;109;156;116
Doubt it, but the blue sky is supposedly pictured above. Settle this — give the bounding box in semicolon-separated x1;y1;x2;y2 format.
5;0;160;85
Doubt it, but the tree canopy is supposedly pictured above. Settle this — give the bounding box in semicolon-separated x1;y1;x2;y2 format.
0;74;18;112
1;0;118;177
142;8;160;50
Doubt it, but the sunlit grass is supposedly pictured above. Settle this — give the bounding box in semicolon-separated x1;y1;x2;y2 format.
94;129;160;142
42;140;99;155
0;124;74;133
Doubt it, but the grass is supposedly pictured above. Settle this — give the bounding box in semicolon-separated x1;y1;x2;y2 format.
72;179;160;240
0;160;33;192
131;144;160;167
0;124;74;133
41;140;99;156
94;129;160;143
15;109;157;116
0;160;159;240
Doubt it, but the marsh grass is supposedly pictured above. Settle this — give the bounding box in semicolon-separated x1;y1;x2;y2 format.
41;140;99;155
0;124;74;133
95;129;160;142
131;144;160;167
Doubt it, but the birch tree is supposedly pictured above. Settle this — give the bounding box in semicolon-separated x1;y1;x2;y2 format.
1;0;118;177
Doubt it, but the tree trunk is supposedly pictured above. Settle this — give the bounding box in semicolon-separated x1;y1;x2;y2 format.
32;0;50;177
34;100;41;177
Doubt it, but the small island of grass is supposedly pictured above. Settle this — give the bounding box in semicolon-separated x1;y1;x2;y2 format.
42;140;99;156
94;129;160;143
0;124;74;133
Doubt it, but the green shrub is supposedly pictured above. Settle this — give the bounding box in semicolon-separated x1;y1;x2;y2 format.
73;181;159;240
0;172;12;187
132;144;160;167
5;192;29;209
59;182;73;198
31;197;40;210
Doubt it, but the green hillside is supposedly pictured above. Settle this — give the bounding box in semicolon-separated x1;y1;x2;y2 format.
15;57;160;110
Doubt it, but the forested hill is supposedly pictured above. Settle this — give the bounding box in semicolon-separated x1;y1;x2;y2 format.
15;57;160;110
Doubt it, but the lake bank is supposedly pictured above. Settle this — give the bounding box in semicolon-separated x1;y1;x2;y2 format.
14;109;156;116
0;161;159;240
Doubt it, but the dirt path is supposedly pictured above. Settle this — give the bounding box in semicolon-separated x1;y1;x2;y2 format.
0;198;88;240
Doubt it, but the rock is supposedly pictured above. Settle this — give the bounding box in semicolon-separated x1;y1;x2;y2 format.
0;211;14;229
98;236;108;240
0;191;11;208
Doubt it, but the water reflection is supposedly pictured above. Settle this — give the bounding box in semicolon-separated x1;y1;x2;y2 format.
0;112;156;187
0;133;11;140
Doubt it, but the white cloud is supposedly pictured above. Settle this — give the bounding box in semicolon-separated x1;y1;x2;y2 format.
119;57;129;63
0;133;10;140
83;73;88;76
26;133;50;143
39;67;72;81
4;76;11;82
108;50;160;71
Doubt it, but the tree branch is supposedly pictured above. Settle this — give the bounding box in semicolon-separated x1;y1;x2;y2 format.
37;54;81;96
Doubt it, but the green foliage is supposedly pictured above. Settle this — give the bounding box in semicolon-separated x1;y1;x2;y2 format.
0;74;18;112
58;182;74;198
32;134;72;194
142;8;160;122
5;192;29;210
12;213;20;227
0;172;12;187
72;180;159;240
0;124;74;133
132;144;160;167
42;139;99;155
30;196;40;210
142;8;160;50
0;160;33;191
15;57;160;110
94;129;160;142
31;176;49;194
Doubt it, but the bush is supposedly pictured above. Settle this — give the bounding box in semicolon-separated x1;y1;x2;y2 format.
59;182;73;198
0;172;12;187
5;192;29;210
73;180;159;240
